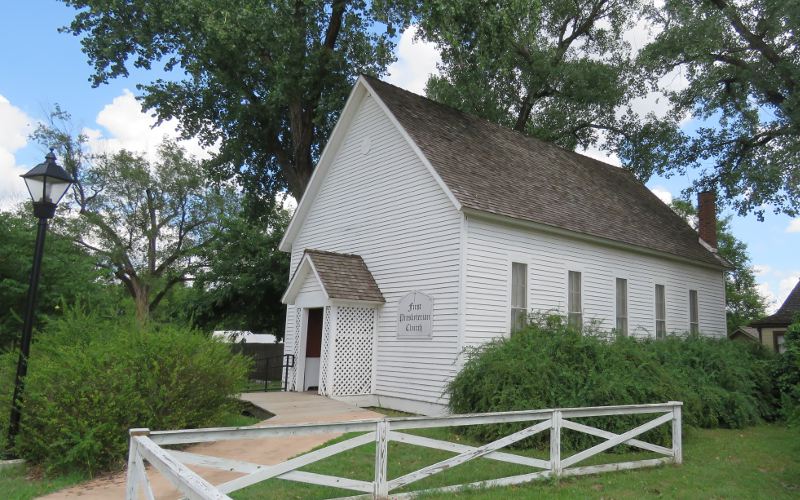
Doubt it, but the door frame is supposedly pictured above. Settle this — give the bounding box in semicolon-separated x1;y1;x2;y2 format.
302;307;324;391
295;306;325;392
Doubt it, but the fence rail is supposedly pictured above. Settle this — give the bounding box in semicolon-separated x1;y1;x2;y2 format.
126;401;682;499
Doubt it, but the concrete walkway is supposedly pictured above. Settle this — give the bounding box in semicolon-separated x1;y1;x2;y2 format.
40;392;381;499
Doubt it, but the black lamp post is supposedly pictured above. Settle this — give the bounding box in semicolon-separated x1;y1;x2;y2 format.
6;149;74;451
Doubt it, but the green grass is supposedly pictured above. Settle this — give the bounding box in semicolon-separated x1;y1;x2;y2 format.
0;464;86;500
231;421;800;499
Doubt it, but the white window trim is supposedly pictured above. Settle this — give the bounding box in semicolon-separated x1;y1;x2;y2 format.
507;255;529;335
654;282;667;339
689;289;699;334
566;268;584;329
615;277;629;336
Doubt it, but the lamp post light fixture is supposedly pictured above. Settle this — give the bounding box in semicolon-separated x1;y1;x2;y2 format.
6;149;74;451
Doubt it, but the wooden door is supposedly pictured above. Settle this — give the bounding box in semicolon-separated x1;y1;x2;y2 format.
306;308;323;357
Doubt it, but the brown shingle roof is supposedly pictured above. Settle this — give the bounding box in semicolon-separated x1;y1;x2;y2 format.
305;250;384;303
363;76;723;267
751;279;800;327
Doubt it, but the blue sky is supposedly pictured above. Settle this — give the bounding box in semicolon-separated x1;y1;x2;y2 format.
1;2;797;311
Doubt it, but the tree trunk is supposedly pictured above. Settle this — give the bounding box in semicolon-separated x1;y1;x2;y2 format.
131;280;150;324
287;101;316;199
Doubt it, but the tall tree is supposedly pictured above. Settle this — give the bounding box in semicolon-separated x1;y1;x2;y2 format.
190;206;291;338
671;198;767;332
60;0;415;209
639;0;800;218
33;111;229;322
416;0;656;160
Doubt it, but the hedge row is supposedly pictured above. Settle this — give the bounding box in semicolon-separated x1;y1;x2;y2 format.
447;317;778;449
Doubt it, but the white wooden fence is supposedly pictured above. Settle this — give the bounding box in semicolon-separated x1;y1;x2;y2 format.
125;401;682;499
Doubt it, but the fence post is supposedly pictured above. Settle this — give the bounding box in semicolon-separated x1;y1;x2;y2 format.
126;428;150;500
550;409;561;478
264;357;269;392
374;419;390;499
670;401;683;464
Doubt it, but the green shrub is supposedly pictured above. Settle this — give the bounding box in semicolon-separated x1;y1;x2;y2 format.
6;306;249;474
775;320;800;425
447;316;777;450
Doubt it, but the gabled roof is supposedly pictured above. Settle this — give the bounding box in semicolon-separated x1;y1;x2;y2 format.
751;279;800;327
729;325;758;342
281;75;724;268
282;250;384;305
361;76;723;268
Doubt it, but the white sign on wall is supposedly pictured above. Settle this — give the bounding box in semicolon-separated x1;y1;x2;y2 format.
397;291;433;338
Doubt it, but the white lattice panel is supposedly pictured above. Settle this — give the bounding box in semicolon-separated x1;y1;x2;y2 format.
319;306;332;396
289;307;303;391
332;306;374;396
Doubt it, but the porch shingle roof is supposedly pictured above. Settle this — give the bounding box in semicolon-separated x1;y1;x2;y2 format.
305;250;384;303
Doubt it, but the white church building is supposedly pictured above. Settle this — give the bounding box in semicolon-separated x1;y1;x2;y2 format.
280;76;729;415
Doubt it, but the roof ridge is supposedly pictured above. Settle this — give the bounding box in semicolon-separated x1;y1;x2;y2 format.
361;74;634;178
304;248;363;259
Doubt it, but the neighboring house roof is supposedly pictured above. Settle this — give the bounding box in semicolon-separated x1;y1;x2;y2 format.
282;249;385;304
751;279;800;327
729;326;759;342
360;76;723;268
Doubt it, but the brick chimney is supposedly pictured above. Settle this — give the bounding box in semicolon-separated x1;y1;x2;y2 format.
697;191;717;249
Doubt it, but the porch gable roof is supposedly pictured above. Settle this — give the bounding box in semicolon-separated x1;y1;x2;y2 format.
282;250;385;305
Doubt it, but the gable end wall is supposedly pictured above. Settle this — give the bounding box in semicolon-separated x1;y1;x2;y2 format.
284;93;463;407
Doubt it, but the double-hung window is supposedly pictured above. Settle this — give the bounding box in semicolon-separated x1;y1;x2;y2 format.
568;271;582;329
655;284;666;338
510;262;527;333
616;278;628;335
689;290;699;334
775;331;787;354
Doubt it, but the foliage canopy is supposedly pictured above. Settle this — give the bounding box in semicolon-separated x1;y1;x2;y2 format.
639;0;800;218
60;0;415;209
33;110;230;322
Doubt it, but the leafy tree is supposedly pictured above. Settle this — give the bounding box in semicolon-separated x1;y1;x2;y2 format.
670;198;766;332
416;0;658;161
190;206;291;338
59;0;415;208
639;0;800;218
0;209;113;349
33;112;230;323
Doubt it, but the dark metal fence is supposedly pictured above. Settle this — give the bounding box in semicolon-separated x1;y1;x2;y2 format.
231;342;294;392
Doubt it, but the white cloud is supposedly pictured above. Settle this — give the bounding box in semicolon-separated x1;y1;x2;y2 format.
778;275;800;304
786;219;800;233
753;265;800;314
385;25;441;94
756;283;779;314
0;95;34;208
650;186;673;205
752;264;771;276
83;89;214;162
579;133;621;166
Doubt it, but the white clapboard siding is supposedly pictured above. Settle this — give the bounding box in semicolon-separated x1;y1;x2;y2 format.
284;93;462;407
463;216;726;346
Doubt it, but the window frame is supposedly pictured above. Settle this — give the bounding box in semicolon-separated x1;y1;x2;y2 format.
689;289;699;334
774;331;786;354
615;277;628;336
567;270;582;330
655;283;666;339
509;261;528;334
